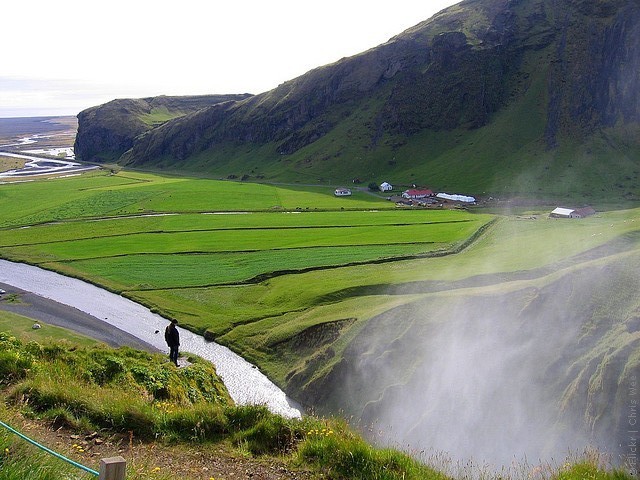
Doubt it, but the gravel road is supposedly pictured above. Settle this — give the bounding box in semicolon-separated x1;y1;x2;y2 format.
0;282;159;352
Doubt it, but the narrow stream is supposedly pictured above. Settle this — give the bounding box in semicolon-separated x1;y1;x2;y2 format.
0;259;302;418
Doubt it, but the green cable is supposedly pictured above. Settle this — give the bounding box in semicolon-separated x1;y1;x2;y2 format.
0;419;99;476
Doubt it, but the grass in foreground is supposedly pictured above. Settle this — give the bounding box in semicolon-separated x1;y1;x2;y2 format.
0;425;95;480
0;331;446;479
0;331;632;480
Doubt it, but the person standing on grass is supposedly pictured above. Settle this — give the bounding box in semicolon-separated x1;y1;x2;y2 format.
164;319;180;366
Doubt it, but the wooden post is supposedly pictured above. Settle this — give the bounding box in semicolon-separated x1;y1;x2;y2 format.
99;456;126;480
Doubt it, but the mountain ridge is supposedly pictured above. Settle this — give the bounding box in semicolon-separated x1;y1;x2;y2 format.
75;0;640;199
74;93;252;163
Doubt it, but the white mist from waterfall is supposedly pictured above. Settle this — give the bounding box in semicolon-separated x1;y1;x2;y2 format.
363;290;597;471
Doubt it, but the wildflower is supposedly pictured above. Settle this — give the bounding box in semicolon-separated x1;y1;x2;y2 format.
151;466;161;472
4;448;9;454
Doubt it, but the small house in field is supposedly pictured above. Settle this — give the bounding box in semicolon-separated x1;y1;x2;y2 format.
379;182;393;192
550;207;577;218
334;188;352;196
549;207;582;218
402;189;434;199
550;206;596;219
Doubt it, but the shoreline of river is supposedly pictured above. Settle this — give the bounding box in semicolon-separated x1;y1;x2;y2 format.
0;282;160;352
0;259;302;418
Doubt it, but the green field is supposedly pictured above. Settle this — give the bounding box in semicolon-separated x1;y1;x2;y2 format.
0;170;492;342
1;169;639;410
0;172;492;296
0;171;394;228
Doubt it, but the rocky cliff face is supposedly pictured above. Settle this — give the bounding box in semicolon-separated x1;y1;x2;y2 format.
543;0;640;147
74;94;252;163
118;0;521;164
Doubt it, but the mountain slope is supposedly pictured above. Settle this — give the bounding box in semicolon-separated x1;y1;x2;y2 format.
75;0;640;198
74;94;252;163
292;236;640;465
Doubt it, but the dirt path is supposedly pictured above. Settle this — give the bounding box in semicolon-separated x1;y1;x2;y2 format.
3;411;316;479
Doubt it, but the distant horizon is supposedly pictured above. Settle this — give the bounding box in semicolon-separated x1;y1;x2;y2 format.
0;110;81;120
2;0;459;118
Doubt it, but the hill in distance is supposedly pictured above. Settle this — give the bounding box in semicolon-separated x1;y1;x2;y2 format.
74;94;252;163
75;0;640;202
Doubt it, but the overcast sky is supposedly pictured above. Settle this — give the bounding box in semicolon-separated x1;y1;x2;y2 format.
2;0;460;118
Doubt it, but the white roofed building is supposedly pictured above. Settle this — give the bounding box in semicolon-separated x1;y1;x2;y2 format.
436;193;476;203
550;206;596;218
550;207;578;218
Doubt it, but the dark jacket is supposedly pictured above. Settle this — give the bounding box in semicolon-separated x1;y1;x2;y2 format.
164;323;180;347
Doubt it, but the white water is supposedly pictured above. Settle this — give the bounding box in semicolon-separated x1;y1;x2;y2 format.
0;259;301;418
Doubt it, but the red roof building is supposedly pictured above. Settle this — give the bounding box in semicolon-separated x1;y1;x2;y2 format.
402;189;434;199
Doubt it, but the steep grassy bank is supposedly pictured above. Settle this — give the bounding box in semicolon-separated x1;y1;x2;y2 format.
305;245;640;463
0;330;452;480
0;327;632;480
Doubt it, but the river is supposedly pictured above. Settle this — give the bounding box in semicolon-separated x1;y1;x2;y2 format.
0;151;98;179
0;259;302;418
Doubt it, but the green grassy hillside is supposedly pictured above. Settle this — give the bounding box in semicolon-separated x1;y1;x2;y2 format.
0;325;632;480
0;328;456;480
74;0;640;201
311;243;640;463
1;169;638;470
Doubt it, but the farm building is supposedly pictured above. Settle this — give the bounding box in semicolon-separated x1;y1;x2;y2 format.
550;207;578;218
436;193;476;203
334;188;352;196
402;189;434;199
379;182;393;192
550;206;596;218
